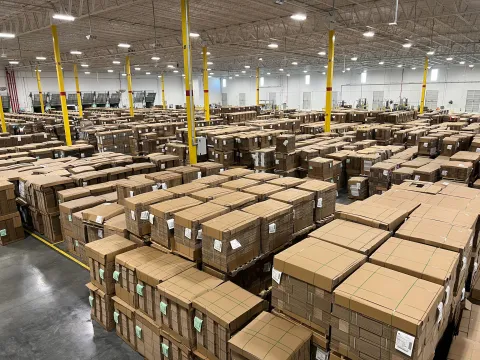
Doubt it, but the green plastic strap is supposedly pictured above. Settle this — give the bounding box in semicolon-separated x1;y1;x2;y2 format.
194;316;203;332
99;268;105;280
113;271;120;281
0;229;6;237
160;301;167;316
88;295;94;307
113;311;119;324
136;283;144;296
75;240;79;247
135;325;142;339
161;343;169;357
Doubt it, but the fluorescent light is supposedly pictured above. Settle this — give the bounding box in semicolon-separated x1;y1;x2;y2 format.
158;75;162;78
229;76;232;80
36;56;46;60
303;70;308;73
81;64;89;67
411;67;416;70
279;68;284;71
446;57;453;61
389;22;397;26
108;69;114;73
305;74;310;85
322;72;326;75
397;64;403;67
85;71;90;74
207;61;213;65
379;61;384;65
208;75;211;78
428;66;432;69
291;13;307;21
70;50;82;55
286;74;290;77
431;68;439;81
151;56;160;61
324;65;328;68
134;67;141;71
206;52;211;55
122;73;126;76
146;72;151;75
36;69;41;72
346;68;351;71
361;72;367;83
182;74;185;77
460;61;465;65
342;70;345;73
173;70;179;73
241;70;246;73
427;51;435;55
258;58;263;61
235;74;239;77
351;57;358;61
53;14;75;21
167;65;175;68
8;61;18;65
0;33;15;39
112;60;120;64
268;43;278;48
403;43;412;48
292;62;298;65
210;72;214;75
207;68;211;71
266;72;270;75
318;51;326;56
118;43;131;48
189;32;200;37
470;64;475;68
363;31;374;37
245;65;250;69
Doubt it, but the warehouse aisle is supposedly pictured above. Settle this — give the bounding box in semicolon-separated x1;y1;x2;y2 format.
0;235;141;360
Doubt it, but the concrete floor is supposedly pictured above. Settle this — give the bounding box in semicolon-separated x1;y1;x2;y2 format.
0;235;142;360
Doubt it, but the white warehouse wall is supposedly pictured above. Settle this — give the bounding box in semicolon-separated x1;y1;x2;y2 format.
3;66;480;113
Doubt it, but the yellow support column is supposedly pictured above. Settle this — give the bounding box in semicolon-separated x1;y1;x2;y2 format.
0;95;5;133
419;57;429;114
51;25;72;146
203;46;210;122
181;0;197;164
35;66;45;114
125;56;134;117
73;64;83;118
256;67;260;106
161;75;166;109
324;30;335;133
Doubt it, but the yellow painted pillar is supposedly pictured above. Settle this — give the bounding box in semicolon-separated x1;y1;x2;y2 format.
35;66;45;114
256;67;260;106
73;64;83;118
51;24;72;146
203;46;210;122
0;95;5;133
419;57;429;114
324;30;335;133
181;0;197;164
125;56;134;117
161;75;166;109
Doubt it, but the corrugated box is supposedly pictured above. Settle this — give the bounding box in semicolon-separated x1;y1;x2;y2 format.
347;176;368;200
210;192;257;211
135;309;162;360
190;187;235;203
58;187;91;203
0;179;19;215
202;210;261;273
219;168;254;180
243;172;279;183
59;196;105;239
308;157;334;180
165;182;208;198
85;235;136;294
112;296;137;350
146;171;183;190
221;178;259;191
441;161;473;182
192;281;267;360
116;177;156;205
241;183;283;201
87;282;115;331
267;176;307;189
156;268;223;348
193;174;230;187
104;214;129;239
0;212;24;246
297;180;336;222
191;161;224;177
169;165;202;184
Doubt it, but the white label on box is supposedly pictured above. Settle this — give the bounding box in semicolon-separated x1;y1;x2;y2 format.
44;133;48;139
131;210;136;220
95;215;104;224
317;198;323;208
272;267;282;284
161;163;166;169
350;188;359;197
129;191;134;197
395;331;415;357
315;348;328;360
230;239;241;249
357;183;361;189
184;228;192;239
477;148;480;153
268;223;276;234
197;171;202;179
447;145;452;150
462;287;466;301
167;218;174;230
68;215;72;222
383;170;388;176
346;158;350;163
220;168;224;172
441;170;447;176
224;154;228;159
196;229;202;240
408;136;411;140
152;185;159;191
83;182;88;187
283;140;288;146
161;183;167;189
423;142;428;147
414;175;420;181
445;285;450;305
214;239;222;252
149;214;155;224
474;262;479;277
463;256;467;270
437;302;443;324
98;229;103;238
17;137;21;142
215;154;219;159
275;159;279;165
140;211;149;220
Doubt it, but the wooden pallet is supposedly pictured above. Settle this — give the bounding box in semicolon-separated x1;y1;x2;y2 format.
315;214;335;227
292;224;316;240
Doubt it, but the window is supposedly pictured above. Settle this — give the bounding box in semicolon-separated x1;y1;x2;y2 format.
222;78;227;88
305;74;310;85
431;68;438;82
465;90;480;112
260;77;264;86
302;92;311;109
425;90;439;110
361;71;367;84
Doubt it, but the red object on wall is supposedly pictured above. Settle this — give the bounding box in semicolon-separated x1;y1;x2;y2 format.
5;68;19;112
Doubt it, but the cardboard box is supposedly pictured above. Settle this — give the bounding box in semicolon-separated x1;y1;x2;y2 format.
0;180;18;215
112;296;137;350
348;176;368;200
413;163;441;182
87;181;118;196
85;235;136;294
72;211;87;243
297;180;336;222
276;134;295;153
392;167;414;185
309;219;390;255
193;174;230;187
363;194;421;214
57;187;91;204
229;311;311;360
136;254;194;321
0;212;24;246
242;199;293;254
191;161;224;177
116;177;156;205
59;196;105;239
150;197;202;249
333;263;444;360
243;172;279;183
272;238;366;335
166;183;208;198
268;188;315;234
114;247;166;307
82;203;124;226
267;176;307;189
221;179;259;191
190;187;235;203
160;330;194;360
202;210;261;273
418;136;439;156
210;192;257;211
173;202;229;262
146;171;183;190
219;168;254;180
447;336;480;360
124;190;174;237
169;166;201;184
135;309;162;360
26;175;75;214
104;214;129;239
192;281;267;360
87;282;115;331
66;235;87;263
441;161;473;182
156;268;223;348
241;183;283;202
308;157;334;180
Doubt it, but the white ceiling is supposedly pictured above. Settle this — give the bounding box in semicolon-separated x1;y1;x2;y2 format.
0;0;480;76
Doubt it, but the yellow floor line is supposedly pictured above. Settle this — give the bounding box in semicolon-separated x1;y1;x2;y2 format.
25;229;90;271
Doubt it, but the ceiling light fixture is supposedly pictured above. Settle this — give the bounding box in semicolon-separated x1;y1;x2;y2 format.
267;72;271;75
85;71;90;74
258;58;263;61
287;74;290;76
70;50;82;55
173;70;179;73
118;43;131;48
245;65;250;69
379;61;384;65
268;43;278;48
469;64;475;68
210;72;214;75
36;56;46;60
53;14;75;21
290;13;307;21
135;67;141;71
279;68;284;71
363;31;374;37
146;72;151;75
318;51;326;56
460;61;465;65
158;75;162;78
0;33;15;39
446;57;453;61
81;64;89;67
241;70;246;73
235;74;239;76
427;51;435;55
207;61;213;65
322;72;326;75
167;65;175;68
108;69;114;73
346;67;351;71
8;61;18;65
411;67;416;70
292;61;298;65
151;56;160;61
351;57;358;61
403;43;412;48
189;32;200;37
303;70;308;73
112;60;120;64
397;64;403;67
122;73;126;76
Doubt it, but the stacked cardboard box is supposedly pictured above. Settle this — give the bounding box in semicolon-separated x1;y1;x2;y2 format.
193;174;230;187
368;162;396;195
82;203;125;242
441;161;473;183
104;214;129;240
165;182;208;198
116;177;156;205
190;187;235;203
210;191;257;211
146;171;182;190
267;176;307;189
192;281;267;359
297;180;336;224
0;180;24;245
347;176;368;200
392;167;415;185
